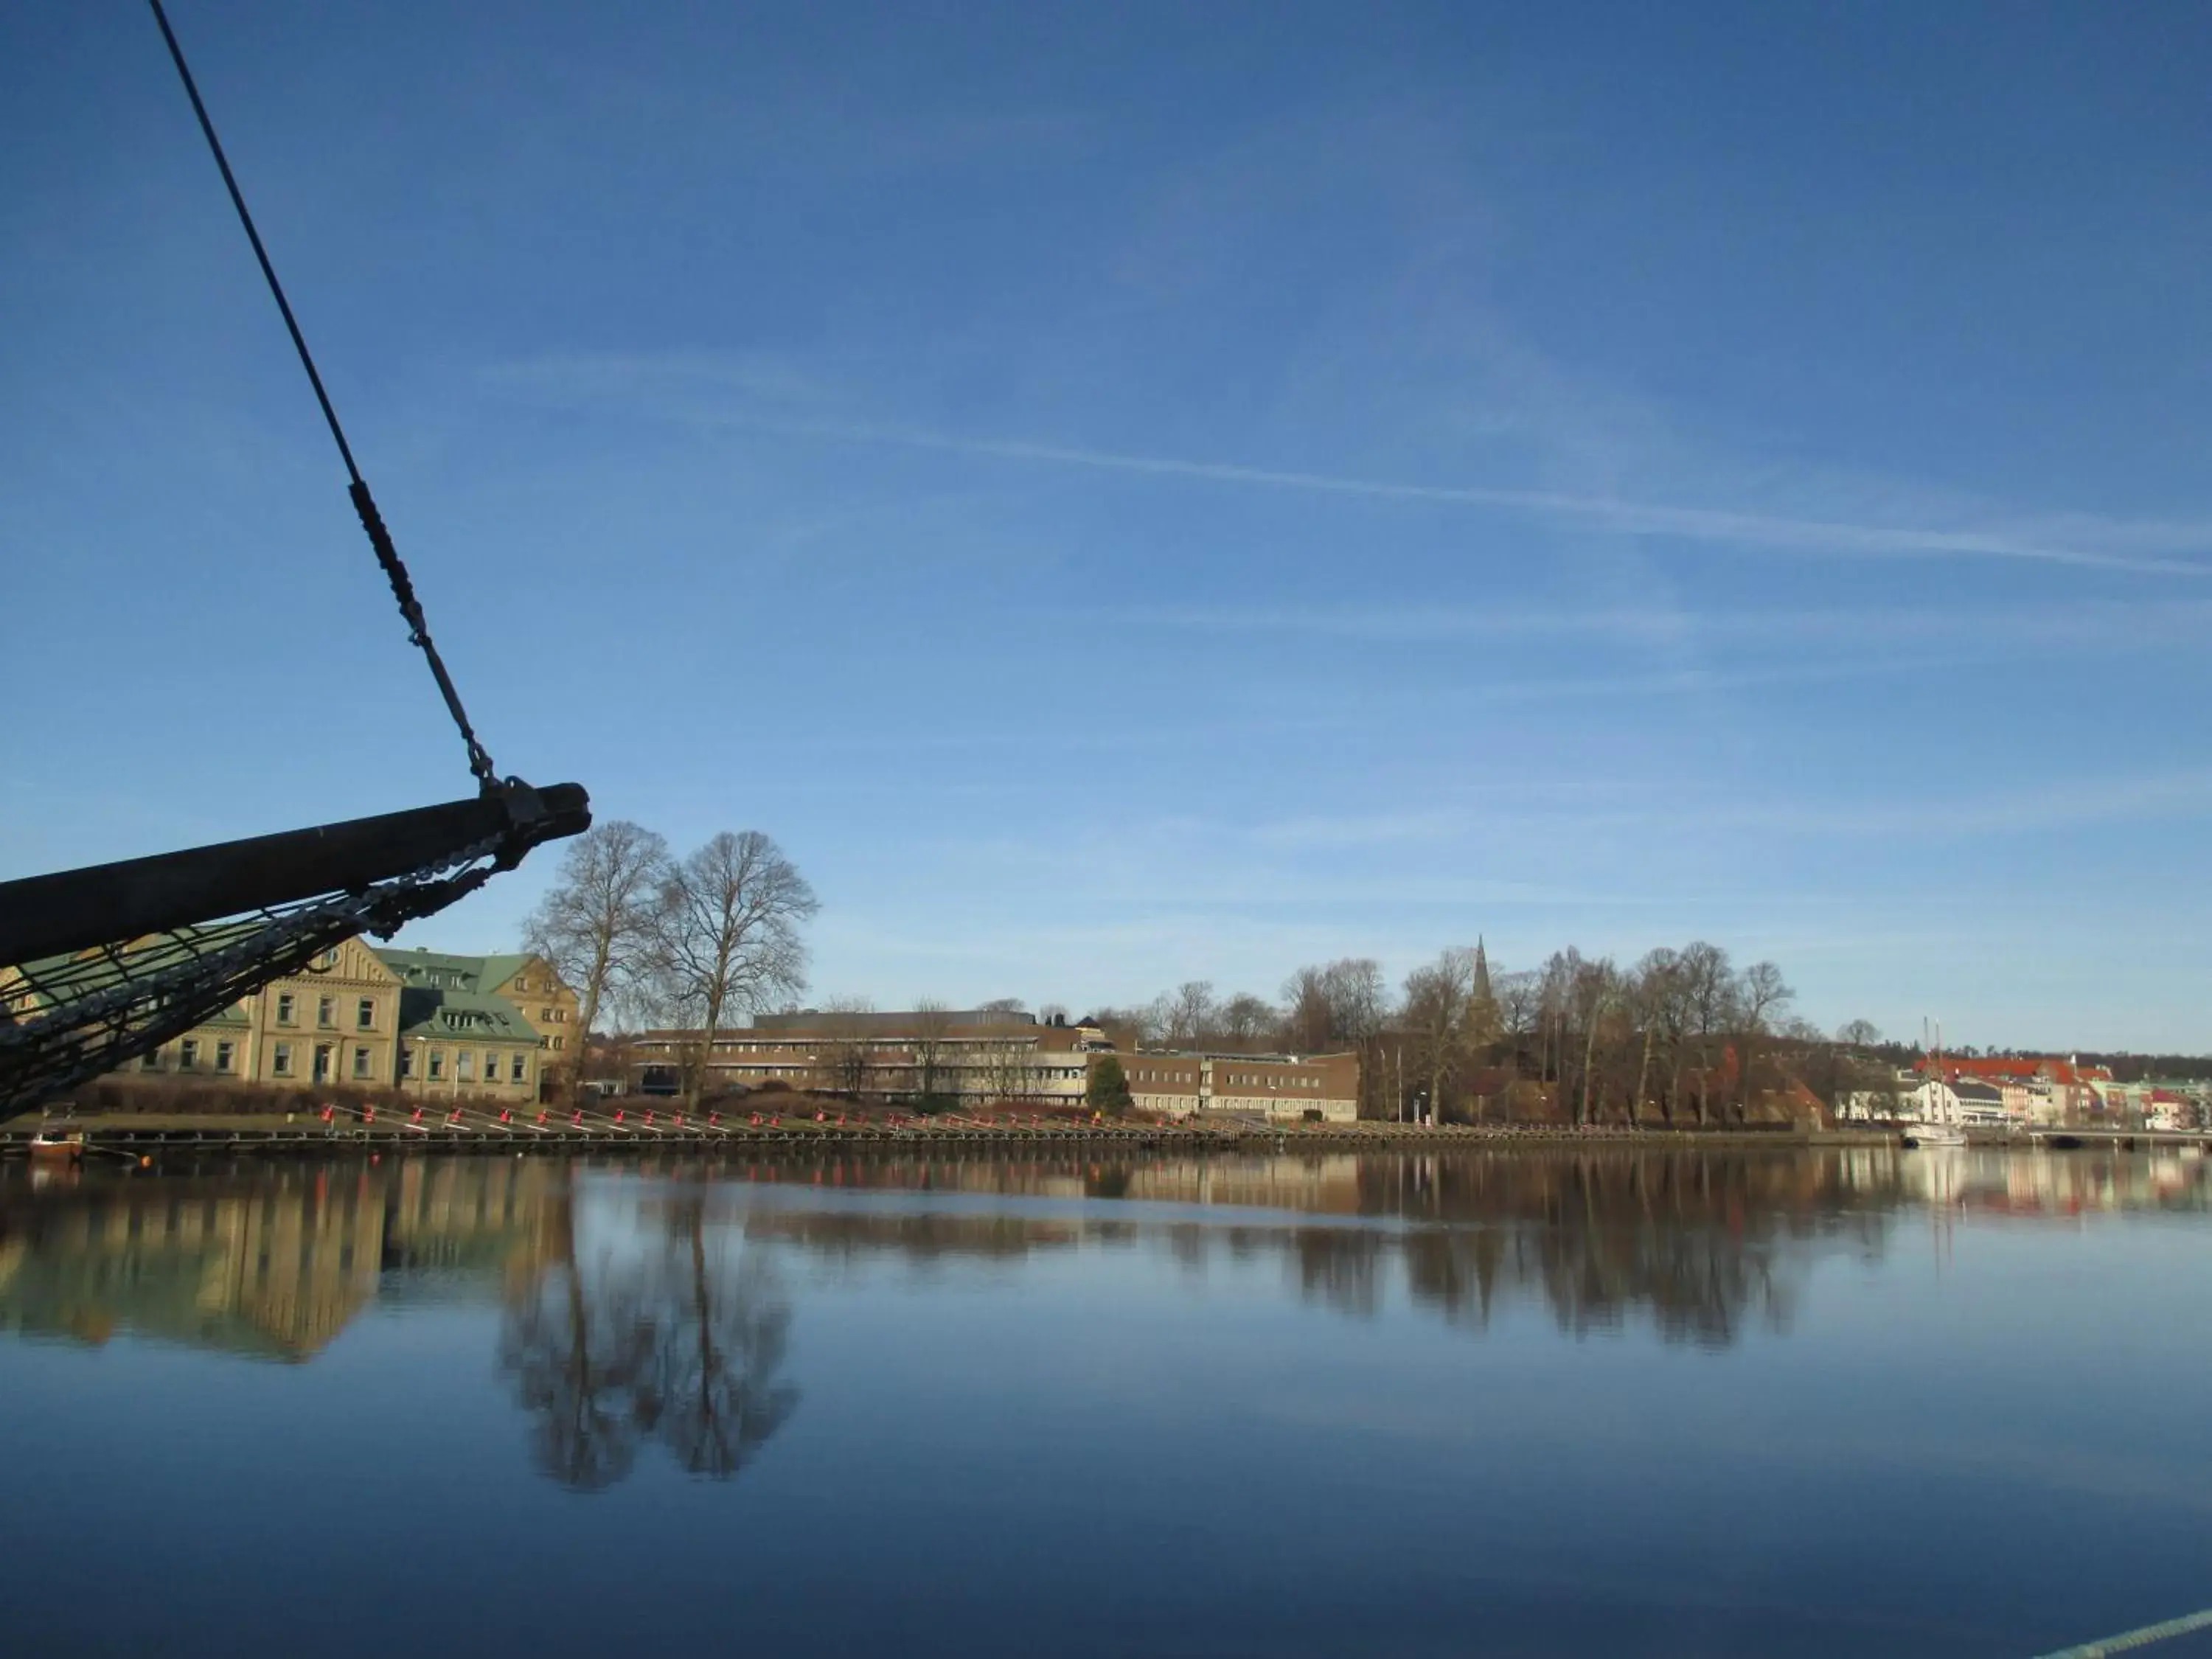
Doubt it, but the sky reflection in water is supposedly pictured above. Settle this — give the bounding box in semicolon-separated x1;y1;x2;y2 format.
2;1146;2211;1658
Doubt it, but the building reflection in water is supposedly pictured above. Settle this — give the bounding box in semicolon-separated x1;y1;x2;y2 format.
0;1158;560;1360
4;1144;2207;1472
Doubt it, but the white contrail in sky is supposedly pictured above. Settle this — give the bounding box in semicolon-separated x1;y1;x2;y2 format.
491;355;2212;576
746;417;2211;577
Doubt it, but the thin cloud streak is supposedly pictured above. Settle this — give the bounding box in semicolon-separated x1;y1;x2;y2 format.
491;354;2212;575
758;414;2211;577
934;759;2212;867
1228;764;2212;847
1127;598;2212;647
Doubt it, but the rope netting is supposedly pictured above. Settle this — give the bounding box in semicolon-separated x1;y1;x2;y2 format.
0;835;504;1113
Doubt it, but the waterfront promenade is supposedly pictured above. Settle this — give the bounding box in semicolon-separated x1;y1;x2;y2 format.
0;1102;1947;1161
13;1099;2205;1164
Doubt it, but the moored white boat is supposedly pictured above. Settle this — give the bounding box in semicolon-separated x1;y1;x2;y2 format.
1904;1121;1966;1148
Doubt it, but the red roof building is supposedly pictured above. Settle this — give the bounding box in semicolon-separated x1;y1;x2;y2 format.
1917;1055;2112;1088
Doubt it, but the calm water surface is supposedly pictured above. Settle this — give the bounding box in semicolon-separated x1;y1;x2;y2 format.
3;1145;2211;1658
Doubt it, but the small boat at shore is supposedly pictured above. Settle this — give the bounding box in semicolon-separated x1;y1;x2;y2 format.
1903;1121;1966;1148
1905;1020;1969;1149
28;1128;86;1162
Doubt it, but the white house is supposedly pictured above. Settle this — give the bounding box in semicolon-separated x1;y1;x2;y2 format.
1896;1079;1976;1125
1950;1079;2010;1127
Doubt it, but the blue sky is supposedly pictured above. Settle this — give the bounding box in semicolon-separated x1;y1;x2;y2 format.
6;1;2211;1049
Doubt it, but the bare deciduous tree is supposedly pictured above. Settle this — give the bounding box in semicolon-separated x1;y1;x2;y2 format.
1733;959;1795;1119
1217;992;1277;1048
1566;954;1621;1126
1165;981;1218;1047
1496;970;1543;1054
1280;966;1334;1052
1402;948;1478;1123
815;996;876;1096
1835;1018;1883;1050
910;998;953;1105
978;1036;1034;1105
1323;959;1388;1048
1274;957;1395;1114
647;832;818;1108
523;820;670;1093
1674;941;1736;1125
1630;947;1684;1125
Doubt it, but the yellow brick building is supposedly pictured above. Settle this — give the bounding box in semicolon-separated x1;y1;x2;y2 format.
107;941;575;1102
128;936;403;1089
378;948;582;1062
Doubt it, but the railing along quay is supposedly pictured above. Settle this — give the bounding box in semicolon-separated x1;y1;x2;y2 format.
1;1106;1919;1162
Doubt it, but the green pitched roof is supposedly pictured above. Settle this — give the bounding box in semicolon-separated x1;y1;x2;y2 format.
397;987;538;1043
375;947;538;996
477;954;535;990
7;922;265;1012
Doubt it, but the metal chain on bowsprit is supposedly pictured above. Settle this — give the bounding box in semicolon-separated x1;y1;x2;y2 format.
145;0;501;795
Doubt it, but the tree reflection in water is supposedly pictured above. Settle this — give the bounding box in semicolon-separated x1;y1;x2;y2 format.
499;1173;799;1491
655;1194;799;1478
1369;1151;1889;1344
498;1180;661;1490
742;1147;1919;1350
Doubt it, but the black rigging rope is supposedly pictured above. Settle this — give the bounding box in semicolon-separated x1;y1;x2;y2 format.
146;0;501;794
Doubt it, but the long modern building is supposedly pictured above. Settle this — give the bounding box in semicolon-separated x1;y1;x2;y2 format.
1121;1051;1361;1121
630;1009;1106;1109
629;1009;1361;1121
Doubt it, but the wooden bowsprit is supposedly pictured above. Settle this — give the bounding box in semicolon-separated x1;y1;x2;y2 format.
0;783;589;1113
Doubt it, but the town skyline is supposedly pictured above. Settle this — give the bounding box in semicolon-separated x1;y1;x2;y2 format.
385;845;2194;1053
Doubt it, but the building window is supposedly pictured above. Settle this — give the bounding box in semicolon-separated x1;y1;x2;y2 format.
313;1043;333;1084
180;1038;198;1070
273;1043;293;1077
510;1054;527;1083
399;1049;413;1079
457;1051;475;1082
142;1049;161;1071
356;997;375;1031
317;995;335;1029
552;1036;565;1051
276;993;295;1026
428;1050;445;1081
215;1040;234;1074
313;947;338;969
352;1046;372;1081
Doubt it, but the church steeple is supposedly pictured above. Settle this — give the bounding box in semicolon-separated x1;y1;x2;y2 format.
1467;936;1500;1049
